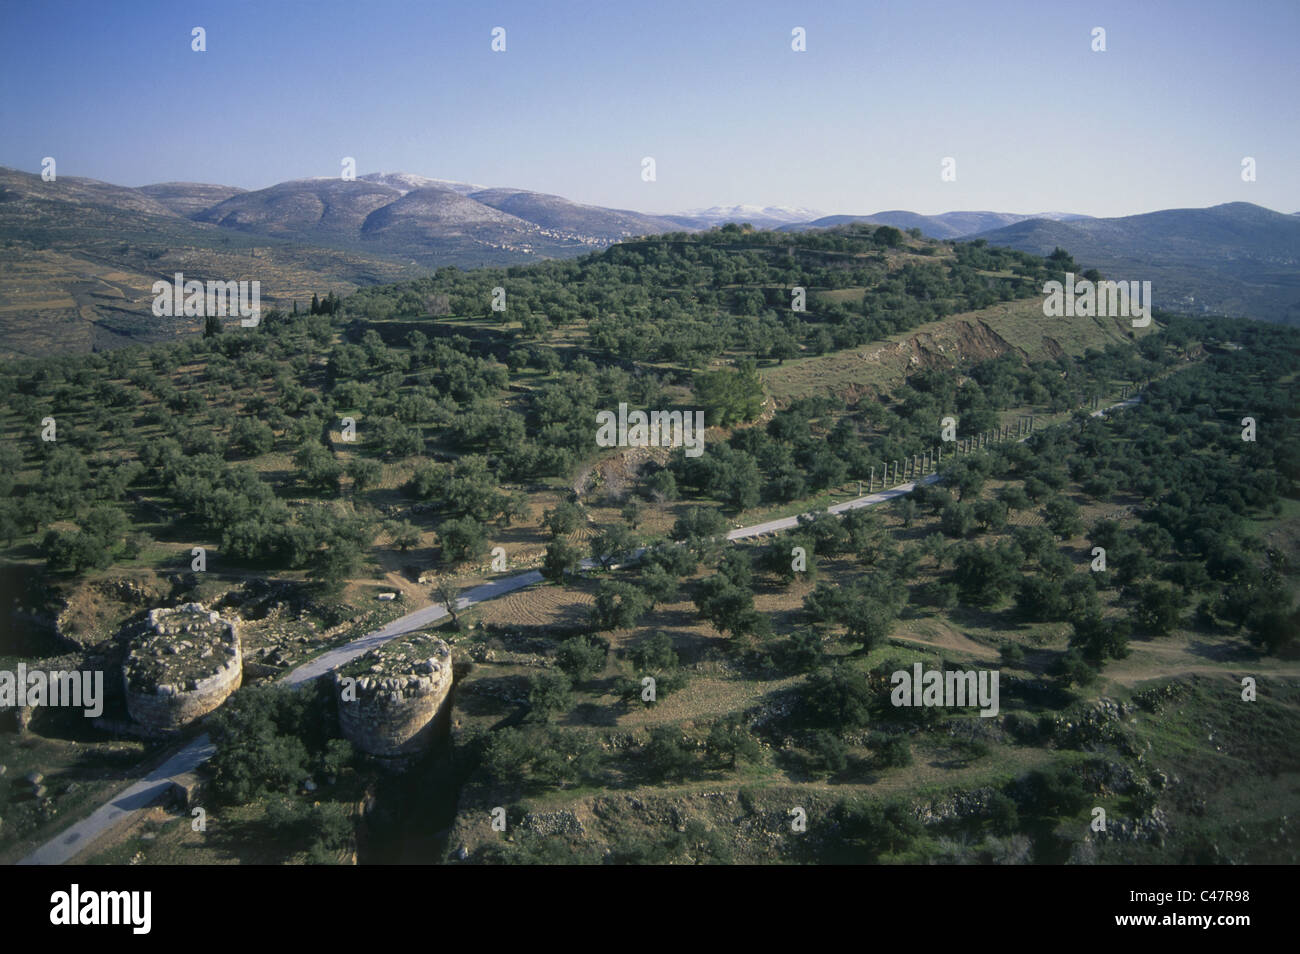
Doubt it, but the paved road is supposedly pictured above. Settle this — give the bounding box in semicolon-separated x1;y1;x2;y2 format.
1091;396;1141;418
22;396;1141;864
728;475;942;542
18;737;216;866
282;570;545;687
18;570;546;865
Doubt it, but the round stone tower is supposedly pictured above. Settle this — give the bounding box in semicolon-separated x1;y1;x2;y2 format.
334;632;453;768
122;602;242;732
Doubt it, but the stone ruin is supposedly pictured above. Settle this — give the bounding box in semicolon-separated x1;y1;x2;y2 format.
122;603;242;732
334;632;453;769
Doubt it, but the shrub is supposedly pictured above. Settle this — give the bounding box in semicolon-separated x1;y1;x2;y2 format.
644;726;696;780
526;671;574;721
806;729;849;774
873;732;913;768
555;634;608;682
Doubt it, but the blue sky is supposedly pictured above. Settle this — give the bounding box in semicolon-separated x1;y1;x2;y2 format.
2;0;1296;217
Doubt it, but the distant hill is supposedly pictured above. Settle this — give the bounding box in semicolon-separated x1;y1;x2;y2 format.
0;168;421;357
672;205;825;229
0;165;720;356
972;202;1300;325
194;177;409;239
0;169;181;225
469;188;684;239
359;172;486;196
138;182;248;217
192;177;684;262
3;161;1299;352
784;210;1092;238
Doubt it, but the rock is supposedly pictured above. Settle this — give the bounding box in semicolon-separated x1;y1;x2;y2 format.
455;845;469;861
24;771;43;786
32;785;47;798
302;779;317;792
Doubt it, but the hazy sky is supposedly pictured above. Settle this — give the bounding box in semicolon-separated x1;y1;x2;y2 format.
2;0;1297;217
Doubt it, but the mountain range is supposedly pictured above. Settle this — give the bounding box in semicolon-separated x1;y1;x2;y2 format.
782;209;1094;238
1;163;1297;356
187;171;690;257
971;203;1300;326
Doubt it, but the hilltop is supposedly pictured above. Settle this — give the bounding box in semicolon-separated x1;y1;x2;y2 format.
4;162;1299;359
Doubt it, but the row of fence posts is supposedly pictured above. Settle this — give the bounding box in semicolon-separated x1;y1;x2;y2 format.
1094;382;1141;411
863;416;1036;493
859;381;1141;495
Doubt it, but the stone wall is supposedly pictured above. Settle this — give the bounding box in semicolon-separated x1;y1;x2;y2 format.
336;638;452;763
123;603;243;732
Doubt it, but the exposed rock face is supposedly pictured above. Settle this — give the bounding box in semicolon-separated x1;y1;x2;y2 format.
335;633;453;767
122;603;242;732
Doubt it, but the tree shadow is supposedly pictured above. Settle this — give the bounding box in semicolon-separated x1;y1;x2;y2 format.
1186;638;1258;662
559;702;621;727
455;674;530;716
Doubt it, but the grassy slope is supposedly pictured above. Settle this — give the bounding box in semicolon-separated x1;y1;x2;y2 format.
764;298;1148;405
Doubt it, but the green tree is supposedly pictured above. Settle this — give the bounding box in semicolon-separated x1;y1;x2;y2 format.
434;578;462;627
1043;496;1083;539
555;635;608;682
541;538;583;584
1134;582;1185;636
872;733;913;768
973;498;1008;532
628;631;680;673
693;359;764;426
387;520;420;552
673;506;729;564
229;417;275;457
997;485;1031;512
1069;613;1131;663
590;523;638;569
802;665;873;730
1050;648;1098;688
940;502;975;538
707;717;762;769
346;457;382;494
542;500;585;536
591;580;652;631
207;684;322;804
439;516;488;563
644;727;695;780
832;796;922;861
527;672;574;722
694;571;761;639
307;539;364;593
807;729;850;775
841;590;898;652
